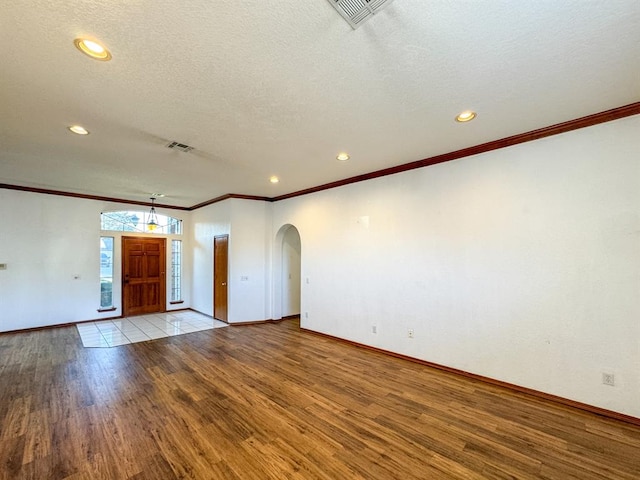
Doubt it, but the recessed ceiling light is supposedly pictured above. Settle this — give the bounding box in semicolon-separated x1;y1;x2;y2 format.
270;176;279;184
74;38;112;61
151;193;165;198
336;152;350;161
68;125;89;135
455;110;477;122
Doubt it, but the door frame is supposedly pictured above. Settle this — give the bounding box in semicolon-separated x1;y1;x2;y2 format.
213;235;229;322
121;236;167;317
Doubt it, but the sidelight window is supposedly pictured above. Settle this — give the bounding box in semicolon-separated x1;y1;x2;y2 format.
171;240;182;302
100;237;114;308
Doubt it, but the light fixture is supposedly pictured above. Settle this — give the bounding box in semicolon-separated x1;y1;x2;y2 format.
74;38;112;61
270;176;279;184
336;152;350;161
68;125;89;135
147;197;159;231
455;110;477;122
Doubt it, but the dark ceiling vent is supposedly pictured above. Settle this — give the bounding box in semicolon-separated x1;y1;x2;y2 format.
166;141;194;153
328;0;396;29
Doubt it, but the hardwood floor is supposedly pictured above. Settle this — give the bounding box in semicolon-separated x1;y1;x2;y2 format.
1;318;639;479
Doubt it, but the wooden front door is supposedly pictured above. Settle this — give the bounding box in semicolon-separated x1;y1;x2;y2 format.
214;235;228;322
122;237;166;316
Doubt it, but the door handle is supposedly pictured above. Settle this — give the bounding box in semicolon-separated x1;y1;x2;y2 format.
221;282;226;286
124;274;130;284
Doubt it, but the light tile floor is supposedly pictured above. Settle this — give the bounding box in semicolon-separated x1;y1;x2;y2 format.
77;311;228;348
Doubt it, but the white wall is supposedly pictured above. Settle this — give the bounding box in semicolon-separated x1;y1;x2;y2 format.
0;190;190;332
270;115;640;417
191;200;230;316
190;198;271;323
228;199;272;323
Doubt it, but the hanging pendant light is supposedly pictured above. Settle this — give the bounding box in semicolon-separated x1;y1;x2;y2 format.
147;197;159;231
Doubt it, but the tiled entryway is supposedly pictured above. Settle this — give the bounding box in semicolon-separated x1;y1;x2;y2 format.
76;310;228;348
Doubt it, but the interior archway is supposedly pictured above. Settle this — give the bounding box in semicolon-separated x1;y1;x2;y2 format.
273;224;301;321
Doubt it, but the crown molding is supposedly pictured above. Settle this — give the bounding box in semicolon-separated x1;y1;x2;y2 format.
272;101;640;202
188;193;272;211
0;183;189;210
2;102;638;210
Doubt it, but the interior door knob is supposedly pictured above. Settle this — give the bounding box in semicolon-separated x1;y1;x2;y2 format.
221;282;227;286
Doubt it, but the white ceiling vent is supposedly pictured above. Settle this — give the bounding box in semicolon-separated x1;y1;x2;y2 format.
166;141;194;153
328;0;396;29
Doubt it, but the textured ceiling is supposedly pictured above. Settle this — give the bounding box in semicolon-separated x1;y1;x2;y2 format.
1;0;639;208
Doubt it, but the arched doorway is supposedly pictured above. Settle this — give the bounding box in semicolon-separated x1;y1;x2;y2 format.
273;224;301;321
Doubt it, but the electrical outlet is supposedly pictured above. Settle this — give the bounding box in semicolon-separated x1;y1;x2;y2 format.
602;372;615;386
240;276;249;281
372;326;377;334
304;312;308;319
408;329;414;338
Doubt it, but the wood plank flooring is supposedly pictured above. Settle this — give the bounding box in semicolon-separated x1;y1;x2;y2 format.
1;318;639;479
